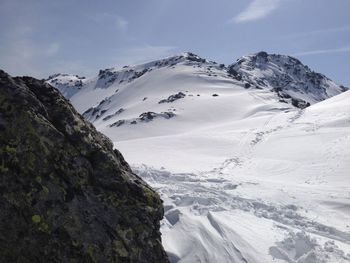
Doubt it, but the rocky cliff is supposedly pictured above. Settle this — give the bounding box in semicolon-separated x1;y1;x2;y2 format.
0;70;168;262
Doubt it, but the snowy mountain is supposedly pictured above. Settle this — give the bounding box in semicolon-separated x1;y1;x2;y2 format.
229;51;347;108
46;73;86;98
46;52;346;140
47;52;350;263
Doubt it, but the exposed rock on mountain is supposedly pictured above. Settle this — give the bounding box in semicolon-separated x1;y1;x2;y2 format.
159;92;186;104
46;73;86;99
0;70;168;263
102;108;125;121
109;111;176;128
229;51;347;108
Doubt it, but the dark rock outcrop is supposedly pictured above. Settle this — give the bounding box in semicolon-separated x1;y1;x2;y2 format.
109;111;175;128
0;70;168;262
158;92;186;104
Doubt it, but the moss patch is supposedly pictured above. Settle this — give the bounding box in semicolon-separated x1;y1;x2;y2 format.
31;215;41;224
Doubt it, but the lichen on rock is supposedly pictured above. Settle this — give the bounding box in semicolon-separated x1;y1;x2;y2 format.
0;70;169;262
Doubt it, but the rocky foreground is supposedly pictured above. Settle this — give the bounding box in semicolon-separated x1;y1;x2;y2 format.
0;70;168;262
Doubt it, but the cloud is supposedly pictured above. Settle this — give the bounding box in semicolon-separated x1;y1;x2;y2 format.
0;40;61;77
13;40;60;59
283;25;350;39
90;13;128;32
45;42;60;56
293;46;350;56
230;0;282;23
115;16;128;31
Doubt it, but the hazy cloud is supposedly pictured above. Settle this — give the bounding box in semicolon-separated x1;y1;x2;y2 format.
115;16;128;31
90;13;128;32
45;43;60;56
283;25;350;39
293;46;350;56
231;0;282;23
1;40;61;77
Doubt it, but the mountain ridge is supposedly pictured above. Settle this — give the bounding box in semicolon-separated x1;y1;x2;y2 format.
47;51;347;109
46;51;347;140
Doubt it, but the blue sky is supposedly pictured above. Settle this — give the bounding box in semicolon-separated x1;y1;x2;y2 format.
1;0;349;85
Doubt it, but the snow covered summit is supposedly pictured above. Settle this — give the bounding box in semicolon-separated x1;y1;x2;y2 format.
229;51;347;108
46;73;86;98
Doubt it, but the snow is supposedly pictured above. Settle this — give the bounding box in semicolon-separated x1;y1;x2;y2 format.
46;73;86;98
48;52;350;262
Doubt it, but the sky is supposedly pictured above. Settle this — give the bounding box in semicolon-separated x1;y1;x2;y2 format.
1;0;349;86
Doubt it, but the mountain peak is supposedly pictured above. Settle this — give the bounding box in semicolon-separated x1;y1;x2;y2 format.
181;52;207;63
46;73;87;98
229;52;346;107
236;51;303;67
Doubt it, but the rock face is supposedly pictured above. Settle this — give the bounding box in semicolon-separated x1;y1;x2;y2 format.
0;70;168;262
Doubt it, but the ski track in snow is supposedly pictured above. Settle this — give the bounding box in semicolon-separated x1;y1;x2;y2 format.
212;109;303;175
133;109;350;263
135;164;350;262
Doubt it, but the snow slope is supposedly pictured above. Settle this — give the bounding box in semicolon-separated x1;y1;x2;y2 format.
133;91;350;263
48;52;350;263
